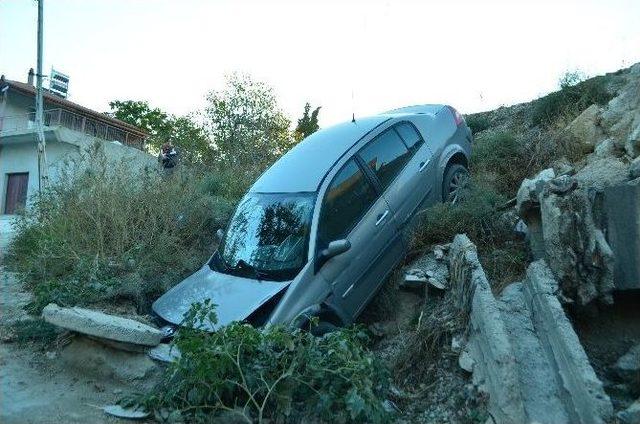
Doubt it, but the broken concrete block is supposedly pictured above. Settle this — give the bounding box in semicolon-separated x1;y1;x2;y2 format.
523;261;613;424
42;303;162;346
539;184;615;305
516;168;555;216
614;344;640;389
149;343;182;363
401;268;428;289
618;399;640;424
458;348;474;372
630;157;640;179
604;178;640;290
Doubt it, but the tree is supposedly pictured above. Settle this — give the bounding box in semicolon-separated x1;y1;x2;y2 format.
108;100;213;165
203;73;294;170
294;102;321;141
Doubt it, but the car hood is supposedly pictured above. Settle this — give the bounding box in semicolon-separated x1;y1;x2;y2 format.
152;265;290;331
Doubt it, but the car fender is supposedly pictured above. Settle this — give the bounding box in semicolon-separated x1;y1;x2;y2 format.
437;144;469;189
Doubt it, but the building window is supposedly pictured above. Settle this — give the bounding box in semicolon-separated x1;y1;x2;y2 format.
4;173;29;214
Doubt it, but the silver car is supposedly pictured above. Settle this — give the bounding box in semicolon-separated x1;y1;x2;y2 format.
153;105;472;333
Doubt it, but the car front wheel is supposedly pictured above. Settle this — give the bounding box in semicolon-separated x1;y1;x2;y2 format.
442;164;469;204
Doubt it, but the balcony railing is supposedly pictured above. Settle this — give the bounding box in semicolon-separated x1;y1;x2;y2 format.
0;108;146;150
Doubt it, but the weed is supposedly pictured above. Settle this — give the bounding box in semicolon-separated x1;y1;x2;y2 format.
135;301;391;423
7;143;246;314
531;72;613;127
465;114;491;135
10;318;58;347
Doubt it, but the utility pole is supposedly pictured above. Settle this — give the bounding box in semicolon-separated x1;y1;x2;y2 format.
35;0;48;193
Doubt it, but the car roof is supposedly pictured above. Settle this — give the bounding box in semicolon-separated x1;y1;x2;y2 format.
249;105;445;193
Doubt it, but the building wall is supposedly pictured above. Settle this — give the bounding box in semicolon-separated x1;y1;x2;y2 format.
0;138;79;213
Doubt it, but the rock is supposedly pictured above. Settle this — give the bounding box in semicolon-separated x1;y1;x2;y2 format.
103;405;150;419
428;277;446;290
575;157;629;191
547;175;578;195
627;123;640;158
42;303;162;346
451;335;463;353
514;219;528;239
604;178;640;290
516;168;555;216
614;344;640;388
591;138;617;159
459;348;474;372
630;157;640;179
552;158;575;177
433;247;445;261
618;399;640;424
562;104;603;151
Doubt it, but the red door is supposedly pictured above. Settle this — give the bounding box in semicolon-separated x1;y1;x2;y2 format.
4;173;29;214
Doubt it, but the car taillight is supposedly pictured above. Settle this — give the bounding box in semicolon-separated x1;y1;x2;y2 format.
448;106;464;126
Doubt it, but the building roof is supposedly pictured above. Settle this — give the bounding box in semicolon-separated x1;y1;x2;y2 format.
6;79;148;137
249;115;391;193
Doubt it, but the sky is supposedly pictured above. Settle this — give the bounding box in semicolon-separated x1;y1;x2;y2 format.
1;0;639;127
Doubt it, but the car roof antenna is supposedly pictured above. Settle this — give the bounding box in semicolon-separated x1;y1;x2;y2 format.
351;89;356;123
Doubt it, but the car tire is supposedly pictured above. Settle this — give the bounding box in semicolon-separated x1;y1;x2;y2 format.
442;163;469;204
310;320;339;336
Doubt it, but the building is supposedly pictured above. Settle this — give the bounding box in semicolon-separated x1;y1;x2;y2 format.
0;70;153;252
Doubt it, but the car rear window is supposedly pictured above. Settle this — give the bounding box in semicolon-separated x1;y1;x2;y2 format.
318;159;378;248
395;122;423;150
358;128;411;191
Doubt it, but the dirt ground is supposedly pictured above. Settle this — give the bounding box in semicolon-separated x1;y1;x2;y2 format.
0;267;130;424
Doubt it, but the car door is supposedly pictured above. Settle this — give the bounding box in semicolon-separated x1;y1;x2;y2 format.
360;122;436;238
317;158;402;321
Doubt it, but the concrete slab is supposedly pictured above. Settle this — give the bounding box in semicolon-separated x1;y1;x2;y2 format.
604;178;640;290
42;303;162;346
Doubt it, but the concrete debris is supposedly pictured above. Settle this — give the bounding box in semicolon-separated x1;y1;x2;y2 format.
516;168;555;217
618;399;640;424
402;268;428;289
403;253;450;291
451;334;463;353
603;178;640;290
613;344;640;389
428;277;446;290
103;404;150;420
628;123;640;159
148;343;182;363
600;63;640;157
433;246;445;261
42;303;162;346
449;235;613;424
538;182;615;305
630;157;640;179
592;138;617;159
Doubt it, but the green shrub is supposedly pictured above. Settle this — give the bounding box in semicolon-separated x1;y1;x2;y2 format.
136;302;391;423
465;114;491;135
7;146;241;314
409;180;507;254
471;131;531;195
531;72;613;127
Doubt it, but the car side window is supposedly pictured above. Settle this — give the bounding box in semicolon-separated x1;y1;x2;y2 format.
318;158;378;248
395;122;423;151
358;128;411;191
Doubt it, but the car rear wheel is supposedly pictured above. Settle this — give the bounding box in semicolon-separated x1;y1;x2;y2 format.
310;320;339;336
442;164;469;204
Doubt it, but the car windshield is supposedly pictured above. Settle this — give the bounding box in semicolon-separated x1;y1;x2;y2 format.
212;192;316;281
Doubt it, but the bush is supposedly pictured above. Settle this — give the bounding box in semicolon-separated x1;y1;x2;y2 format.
136;302;391;423
471;131;532;195
7;145;243;314
531;72;613;127
465;114;491;135
9;318;58;347
409;180;507;255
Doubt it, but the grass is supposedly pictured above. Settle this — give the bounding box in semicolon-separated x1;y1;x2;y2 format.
465;114;491;135
6;143;250;314
9;318;58;347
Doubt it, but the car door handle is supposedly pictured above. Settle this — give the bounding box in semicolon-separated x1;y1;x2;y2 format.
419;159;431;172
375;210;389;226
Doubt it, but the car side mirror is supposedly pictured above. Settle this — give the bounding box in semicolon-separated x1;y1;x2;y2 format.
318;239;351;269
216;228;225;243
